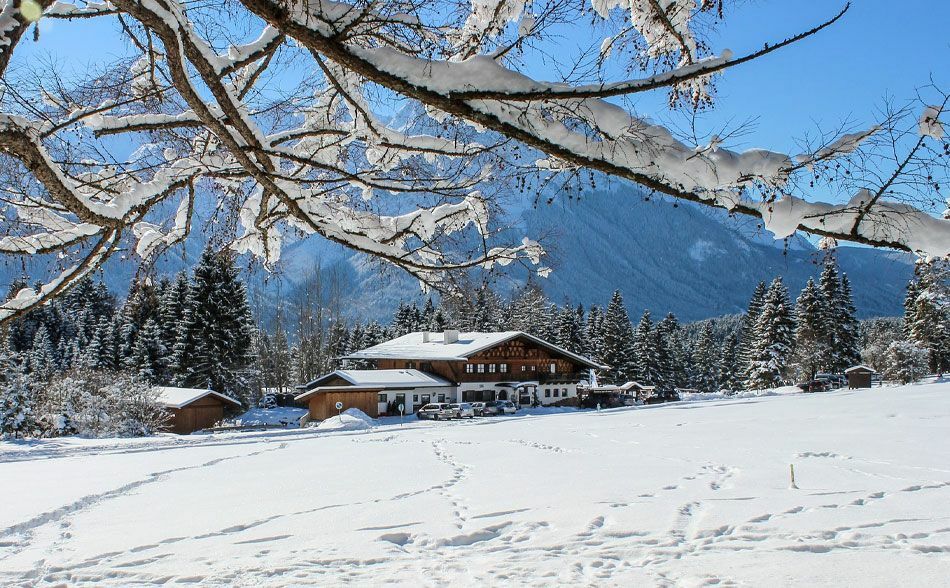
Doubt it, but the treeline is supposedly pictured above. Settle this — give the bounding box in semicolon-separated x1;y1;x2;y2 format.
1;247;256;437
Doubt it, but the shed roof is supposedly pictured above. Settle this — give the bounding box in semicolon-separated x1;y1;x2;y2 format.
844;365;877;374
154;387;242;409
343;331;605;369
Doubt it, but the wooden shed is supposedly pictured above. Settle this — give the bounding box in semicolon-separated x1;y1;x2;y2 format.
155;387;243;434
845;365;876;389
295;386;383;420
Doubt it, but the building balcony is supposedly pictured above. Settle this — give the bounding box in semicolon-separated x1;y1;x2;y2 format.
459;372;588;384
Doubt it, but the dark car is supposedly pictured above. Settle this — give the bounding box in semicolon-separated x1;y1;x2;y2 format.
797;380;829;393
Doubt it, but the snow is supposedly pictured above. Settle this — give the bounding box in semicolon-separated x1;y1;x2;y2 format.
2;380;950;585
315;408;376;431
345;330;603;368
919;105;944;140
153;387;241;409
300;369;451;390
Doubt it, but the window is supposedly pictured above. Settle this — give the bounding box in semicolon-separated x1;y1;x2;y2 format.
562;388;569;397
489;363;496;373
553;389;560;397
378;394;387;403
413;394;419;402
545;389;551;397
477;364;485;373
531;365;536;372
438;394;446;402
407;361;416;369
500;363;508;373
396;394;406;408
421;394;431;404
550;363;556;373
521;365;527;372
465;364;474;373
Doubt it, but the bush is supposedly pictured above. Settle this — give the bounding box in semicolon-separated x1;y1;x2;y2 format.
882;341;929;385
38;371;169;438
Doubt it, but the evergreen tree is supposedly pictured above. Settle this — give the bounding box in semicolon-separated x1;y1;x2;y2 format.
746;278;796;390
739;281;768;386
0;368;35;438
717;333;741;391
29;325;58;381
791;278;826;380
553;304;587;355
817;256;843;371
174;247;255;402
631;310;660;385
132;318;167;383
600;291;635;383
585;305;604;365
836;274;862;370
691;323;719;392
905;260;950;375
471;286;505;332
508;282;549;336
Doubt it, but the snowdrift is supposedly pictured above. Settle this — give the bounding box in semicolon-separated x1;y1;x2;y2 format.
315;408;377;431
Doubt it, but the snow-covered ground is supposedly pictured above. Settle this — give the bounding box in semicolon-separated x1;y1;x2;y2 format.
2;381;949;586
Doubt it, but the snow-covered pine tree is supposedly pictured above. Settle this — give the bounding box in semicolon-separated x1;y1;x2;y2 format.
882;340;929;384
159;272;190;364
905;260;950;375
817;256;843;371
585;305;604;366
29;325;58;381
132;318;167;383
472;286;505;332
631;310;660;385
739;281;768;386
746;278;796;390
508;282;550;336
691;323;719;393
271;321;293;393
600;292;635;384
0;368;35;438
836;274;862;370
717;333;741;392
791;278;826;381
553;305;587;355
174;247;255;403
391;302;415;337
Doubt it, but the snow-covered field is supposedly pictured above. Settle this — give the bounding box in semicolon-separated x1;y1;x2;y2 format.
2;381;949;586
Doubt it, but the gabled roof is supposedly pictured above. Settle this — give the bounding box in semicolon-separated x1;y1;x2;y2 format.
297;369;452;392
343;331;605;369
844;365;877;374
154;387;242;409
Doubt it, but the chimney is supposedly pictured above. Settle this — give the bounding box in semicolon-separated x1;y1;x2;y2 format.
443;329;459;344
422;332;430;343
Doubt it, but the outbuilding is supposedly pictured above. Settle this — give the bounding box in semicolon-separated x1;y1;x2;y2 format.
155;387;243;434
295;369;453;420
845;365;876;389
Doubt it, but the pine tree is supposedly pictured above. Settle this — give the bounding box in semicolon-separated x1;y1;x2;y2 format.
817;256;843;371
132;318;167;383
600;291;635;383
554;304;587;355
174;247;255;402
717;333;741;392
905;260;950;375
585;305;604;365
836;274;862;370
29;325;58;381
739;281;768;386
791;278;825;381
746;278;796;390
0;368;35;438
631;310;660;385
508;282;549;336
471;286;505;332
691;323;719;393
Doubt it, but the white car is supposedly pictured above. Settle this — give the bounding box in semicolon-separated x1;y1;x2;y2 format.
417;403;456;420
483;400;517;415
450;403;475;419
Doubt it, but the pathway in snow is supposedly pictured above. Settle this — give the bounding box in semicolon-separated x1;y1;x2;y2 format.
2;382;950;586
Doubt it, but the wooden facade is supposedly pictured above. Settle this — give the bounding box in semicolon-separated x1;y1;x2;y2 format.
302;388;383;420
847;367;874;389
374;335;589;385
166;396;228;434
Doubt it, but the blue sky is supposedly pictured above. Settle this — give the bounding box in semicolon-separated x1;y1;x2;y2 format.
23;1;947;154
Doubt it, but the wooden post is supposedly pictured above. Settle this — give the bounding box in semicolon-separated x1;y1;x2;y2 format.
789;464;799;489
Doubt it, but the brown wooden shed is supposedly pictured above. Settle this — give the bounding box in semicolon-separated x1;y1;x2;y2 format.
845;365;876;389
155;387;243;434
295;386;383;420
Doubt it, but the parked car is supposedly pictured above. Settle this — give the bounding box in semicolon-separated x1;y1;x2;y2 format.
483;400;517;415
797;380;830;393
471;402;486;416
417;403;456;420
450;403;475;419
815;373;845;389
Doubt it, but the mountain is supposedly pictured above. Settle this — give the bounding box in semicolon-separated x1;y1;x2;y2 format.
0;187;914;323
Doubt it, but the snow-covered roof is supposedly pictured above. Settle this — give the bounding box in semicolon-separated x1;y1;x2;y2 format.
298;369;451;392
844;365;877;374
153;387;242;409
344;331;605;369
